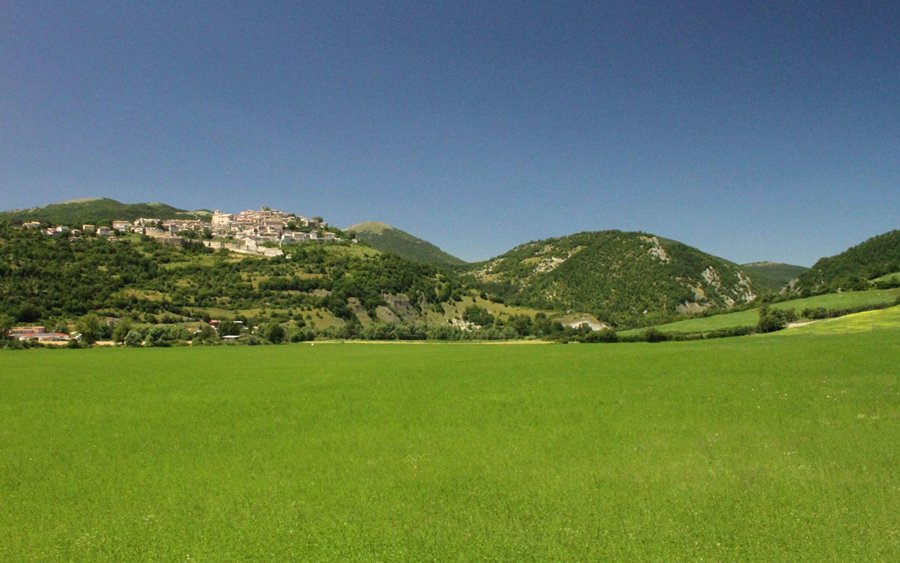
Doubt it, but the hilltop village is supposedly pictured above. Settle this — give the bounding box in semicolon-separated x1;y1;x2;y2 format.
21;207;346;258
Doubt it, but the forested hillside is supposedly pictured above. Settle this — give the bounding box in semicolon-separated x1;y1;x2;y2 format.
795;230;900;293
0;225;449;321
466;231;759;327
12;201;897;341
0;225;575;342
741;262;808;292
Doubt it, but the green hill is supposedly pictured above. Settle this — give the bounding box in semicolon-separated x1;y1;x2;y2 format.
795;230;900;293
348;222;466;266
465;230;759;328
0;224;563;341
741;262;808;292
0;197;204;226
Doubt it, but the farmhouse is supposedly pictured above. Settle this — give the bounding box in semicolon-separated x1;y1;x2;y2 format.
211;210;233;227
281;232;311;244
9;326;46;336
564;319;611;332
112;220;132;233
161;219;206;234
133;218;161;228
7;326;71;343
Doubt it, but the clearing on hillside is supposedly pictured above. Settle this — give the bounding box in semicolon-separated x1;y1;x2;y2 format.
621;288;900;336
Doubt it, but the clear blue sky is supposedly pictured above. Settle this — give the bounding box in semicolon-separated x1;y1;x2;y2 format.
2;1;898;265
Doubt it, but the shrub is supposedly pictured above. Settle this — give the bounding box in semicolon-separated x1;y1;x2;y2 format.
462;305;495;327
583;328;618;343
261;322;286;344
192;324;219;345
218;321;243;337
124;329;144;347
704;326;754;339
757;306;789;333
111;318;133;344
145;326;172;347
643;328;669;343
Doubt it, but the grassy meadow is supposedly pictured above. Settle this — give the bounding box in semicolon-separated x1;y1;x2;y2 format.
621;288;900;336
2;330;899;560
872;271;900;284
784;304;900;336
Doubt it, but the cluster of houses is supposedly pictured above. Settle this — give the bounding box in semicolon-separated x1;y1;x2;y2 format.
206;208;339;247
6;326;72;344
22;221;130;241
21;207;346;258
200;208;341;257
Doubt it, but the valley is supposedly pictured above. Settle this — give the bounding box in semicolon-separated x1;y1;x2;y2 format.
2;198;898;561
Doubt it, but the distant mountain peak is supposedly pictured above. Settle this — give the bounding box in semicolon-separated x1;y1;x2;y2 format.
349;221;394;234
57;196;107;204
347;221;465;266
0;197;196;225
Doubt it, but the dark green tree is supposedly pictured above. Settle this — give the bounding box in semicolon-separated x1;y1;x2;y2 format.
76;313;104;344
111;318;133;344
192;324;219;345
0;313;14;338
643;327;669;343
462;305;494;327
262;322;286;344
218;321;243;337
757;305;789;333
124;329;144;347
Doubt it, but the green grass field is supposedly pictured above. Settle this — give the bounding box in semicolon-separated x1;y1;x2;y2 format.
621;288;900;336
872;271;900;284
783;305;900;336
2;331;899;560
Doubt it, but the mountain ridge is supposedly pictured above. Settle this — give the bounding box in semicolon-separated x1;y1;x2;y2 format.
2;198;896;330
348;221;466;266
0;197;203;225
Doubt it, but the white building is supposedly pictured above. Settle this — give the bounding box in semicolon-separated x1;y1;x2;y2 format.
211;210;233;228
